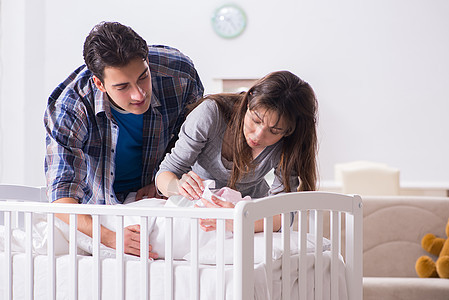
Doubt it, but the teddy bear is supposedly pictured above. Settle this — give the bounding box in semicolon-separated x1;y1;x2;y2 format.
415;218;449;278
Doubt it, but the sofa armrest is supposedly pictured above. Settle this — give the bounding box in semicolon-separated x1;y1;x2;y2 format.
363;196;449;277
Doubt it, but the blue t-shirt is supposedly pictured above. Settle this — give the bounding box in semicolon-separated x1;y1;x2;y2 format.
111;104;143;194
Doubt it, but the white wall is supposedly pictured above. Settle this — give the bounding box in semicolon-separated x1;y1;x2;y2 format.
1;0;449;186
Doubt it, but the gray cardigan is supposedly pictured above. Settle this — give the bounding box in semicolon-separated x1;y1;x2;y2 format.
156;100;299;198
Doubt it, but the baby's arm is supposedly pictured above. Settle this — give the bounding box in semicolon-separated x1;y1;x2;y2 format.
197;196;281;232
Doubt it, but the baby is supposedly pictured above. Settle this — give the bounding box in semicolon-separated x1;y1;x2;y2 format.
98;180;251;259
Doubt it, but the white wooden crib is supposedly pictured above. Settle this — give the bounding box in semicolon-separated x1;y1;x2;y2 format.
0;184;362;300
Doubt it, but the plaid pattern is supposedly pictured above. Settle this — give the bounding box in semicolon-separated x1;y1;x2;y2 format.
44;45;204;204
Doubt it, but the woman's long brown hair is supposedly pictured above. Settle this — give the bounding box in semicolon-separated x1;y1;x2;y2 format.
189;71;318;192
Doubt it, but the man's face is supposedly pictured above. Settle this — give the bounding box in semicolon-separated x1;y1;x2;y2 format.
93;57;152;115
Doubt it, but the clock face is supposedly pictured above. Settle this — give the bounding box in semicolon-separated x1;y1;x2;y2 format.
211;4;247;39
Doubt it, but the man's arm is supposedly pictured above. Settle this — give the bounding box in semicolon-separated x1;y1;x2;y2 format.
53;198;158;258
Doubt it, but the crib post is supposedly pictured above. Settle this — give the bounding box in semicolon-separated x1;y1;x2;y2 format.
345;196;363;300
233;201;254;300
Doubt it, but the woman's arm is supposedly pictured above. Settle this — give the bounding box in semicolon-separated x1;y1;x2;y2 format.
155;171;180;197
155;100;222;198
156;170;205;200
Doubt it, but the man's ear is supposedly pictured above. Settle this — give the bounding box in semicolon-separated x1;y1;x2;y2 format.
93;75;107;93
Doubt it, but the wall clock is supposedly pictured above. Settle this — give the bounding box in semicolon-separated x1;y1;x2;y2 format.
211;4;247;39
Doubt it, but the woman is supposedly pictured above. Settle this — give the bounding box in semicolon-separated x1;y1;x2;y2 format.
155;70;318;231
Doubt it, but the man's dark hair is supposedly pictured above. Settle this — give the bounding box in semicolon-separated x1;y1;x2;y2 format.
83;21;148;82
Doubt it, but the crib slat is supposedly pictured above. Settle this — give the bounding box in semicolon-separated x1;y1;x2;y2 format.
298;210;307;300
116;216;125;299
216;219;225;300
190;219;199;300
165;217;174;300
9;200;19;229
263;217;273;299
25;212;33;300
5;211;12;300
330;211;340;299
314;210;323;300
140;216;149;300
47;213;56;300
92;214;101;300
309;210;316;235
281;212;291;300
69;214;78;300
338;212;342;255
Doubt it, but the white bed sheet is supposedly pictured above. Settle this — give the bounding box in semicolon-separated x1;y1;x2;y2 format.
0;251;348;300
1;253;269;300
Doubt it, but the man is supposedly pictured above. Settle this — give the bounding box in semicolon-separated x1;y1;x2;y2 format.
44;22;204;257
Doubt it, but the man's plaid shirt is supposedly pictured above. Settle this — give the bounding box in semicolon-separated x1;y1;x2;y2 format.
44;45;204;204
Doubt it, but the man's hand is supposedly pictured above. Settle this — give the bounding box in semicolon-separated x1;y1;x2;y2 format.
136;182;164;200
103;224;158;259
53;198;158;258
123;225;158;258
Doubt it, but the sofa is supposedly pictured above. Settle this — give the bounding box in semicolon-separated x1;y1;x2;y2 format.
362;195;449;299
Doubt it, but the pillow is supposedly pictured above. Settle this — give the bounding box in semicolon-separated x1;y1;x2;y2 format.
183;231;331;265
0;215;70;256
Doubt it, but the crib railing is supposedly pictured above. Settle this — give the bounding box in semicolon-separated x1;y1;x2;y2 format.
0;201;234;300
1;191;363;300
233;191;363;300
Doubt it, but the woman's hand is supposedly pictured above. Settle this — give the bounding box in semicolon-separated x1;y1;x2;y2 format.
197;195;235;232
178;171;204;200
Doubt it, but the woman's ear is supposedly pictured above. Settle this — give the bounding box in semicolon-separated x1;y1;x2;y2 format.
92;75;107;93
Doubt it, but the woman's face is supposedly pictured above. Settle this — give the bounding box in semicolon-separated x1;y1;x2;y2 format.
243;107;287;151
